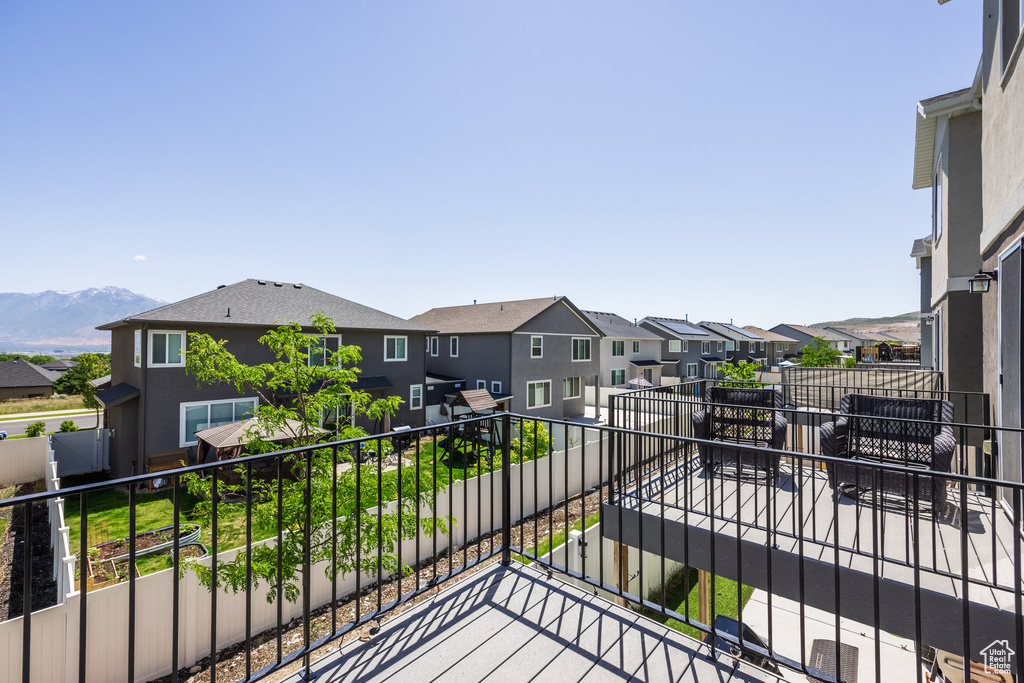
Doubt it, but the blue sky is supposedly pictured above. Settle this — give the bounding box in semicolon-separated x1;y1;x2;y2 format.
0;1;980;327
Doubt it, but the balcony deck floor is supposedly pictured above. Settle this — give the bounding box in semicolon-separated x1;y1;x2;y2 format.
629;457;1022;611
284;563;782;683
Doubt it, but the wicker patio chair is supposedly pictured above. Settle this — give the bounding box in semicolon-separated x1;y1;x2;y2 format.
691;386;787;484
820;393;955;507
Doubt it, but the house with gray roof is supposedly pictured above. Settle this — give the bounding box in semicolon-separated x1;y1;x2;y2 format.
582;311;664;388
742;326;799;367
95;278;432;478
638;317;729;380
697;321;773;368
0;360;62;400
770;324;848;357
411;297;602;420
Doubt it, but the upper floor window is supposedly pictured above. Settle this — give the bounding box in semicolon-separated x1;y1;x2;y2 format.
385;336;408;362
668;340;681;353
134;330;142;367
307;336;326;367
571;338;591;361
717;342;724;352
531;336;543;358
477;379;487;390
450;336;459;357
611;340;625;357
149;331;185;367
701;341;710;355
428;336;438;357
725;341;735;351
632;341;640;353
410;384;423;410
491;381;502;394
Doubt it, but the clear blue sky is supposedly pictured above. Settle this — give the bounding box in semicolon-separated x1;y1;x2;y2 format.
0;1;980;327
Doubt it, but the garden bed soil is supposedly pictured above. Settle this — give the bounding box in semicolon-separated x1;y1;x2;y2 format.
0;484;58;621
149;485;606;683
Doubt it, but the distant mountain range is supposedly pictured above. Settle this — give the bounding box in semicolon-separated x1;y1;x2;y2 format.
812;311;921;343
0;287;163;353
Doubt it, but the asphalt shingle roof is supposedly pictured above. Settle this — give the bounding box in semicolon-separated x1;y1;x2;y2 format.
0;360;61;388
742;326;798;343
774;324;847;342
412;297;599;335
97;279;431;333
581;311;662;340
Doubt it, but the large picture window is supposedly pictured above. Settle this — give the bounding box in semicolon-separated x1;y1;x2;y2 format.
527;380;551;409
180;397;257;447
149;330;185;367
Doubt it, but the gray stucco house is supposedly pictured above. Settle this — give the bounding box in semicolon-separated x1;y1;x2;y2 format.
638;317;729;380
582;311;664;388
770;324;847;357
911;84;984;389
742;326;799;368
95;279;432;478
410;297;603;420
697;321;772;368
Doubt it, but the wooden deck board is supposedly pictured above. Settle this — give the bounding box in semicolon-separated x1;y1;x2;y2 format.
286;564;779;683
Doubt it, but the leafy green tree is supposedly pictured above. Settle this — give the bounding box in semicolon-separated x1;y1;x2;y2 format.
842;357;857;369
717;361;764;388
27;355;56;365
183;314;448;603
510;421;551;464
52;353;111;396
25;421;46;437
799;337;841;367
59;420;78;433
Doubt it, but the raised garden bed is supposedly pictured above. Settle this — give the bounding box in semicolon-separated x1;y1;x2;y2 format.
94;522;201;562
76;540;210;590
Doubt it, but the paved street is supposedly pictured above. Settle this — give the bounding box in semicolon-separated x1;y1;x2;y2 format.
0;411;99;437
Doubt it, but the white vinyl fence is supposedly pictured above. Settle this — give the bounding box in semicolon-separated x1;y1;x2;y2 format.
0;436;49;485
0;428;649;683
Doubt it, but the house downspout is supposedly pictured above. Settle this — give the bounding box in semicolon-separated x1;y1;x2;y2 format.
136;323;147;477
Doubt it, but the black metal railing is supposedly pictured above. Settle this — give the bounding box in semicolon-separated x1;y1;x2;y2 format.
2;407;1022;683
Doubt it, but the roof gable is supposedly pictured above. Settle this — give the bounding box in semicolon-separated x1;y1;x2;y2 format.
0;360;61;388
412;297;601;336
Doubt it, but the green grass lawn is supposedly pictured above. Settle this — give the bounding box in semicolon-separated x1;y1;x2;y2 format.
0;396;86;416
638;567;755;640
512;509;601;564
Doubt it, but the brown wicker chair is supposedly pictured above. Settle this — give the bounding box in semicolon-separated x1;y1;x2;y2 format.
691;386;787;484
820;393;955;507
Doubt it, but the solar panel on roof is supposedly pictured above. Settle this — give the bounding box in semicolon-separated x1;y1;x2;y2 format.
659;320;708;336
722;323;760;340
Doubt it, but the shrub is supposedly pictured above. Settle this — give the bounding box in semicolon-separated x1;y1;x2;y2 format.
59;420;78;433
25;421;46;437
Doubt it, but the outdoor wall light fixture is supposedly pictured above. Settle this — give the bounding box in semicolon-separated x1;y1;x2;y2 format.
968;269;997;294
923;315;934;326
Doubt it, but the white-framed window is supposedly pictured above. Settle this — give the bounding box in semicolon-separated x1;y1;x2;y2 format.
562;376;581;399
476;379;486;390
410;384;423;410
611;340;625;357
682;340;688;352
149;330;185;367
134;330;142;367
933;153;943;242
527;380;551;409
571;338;592;361
450;336;459;357
717;342;724;352
180;397;257;447
701;341;711;355
611;369;626;386
725;341;735;351
632;341;640;353
385;336;408;362
668;340;681;353
531;336;543;358
428;336;438;357
760;342;766;351
491;381;502;394
776;343;784;353
686;363;698;377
